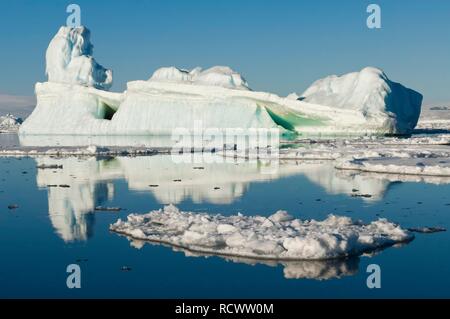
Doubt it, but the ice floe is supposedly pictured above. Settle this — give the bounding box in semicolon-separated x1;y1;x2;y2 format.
336;157;450;177
110;205;413;260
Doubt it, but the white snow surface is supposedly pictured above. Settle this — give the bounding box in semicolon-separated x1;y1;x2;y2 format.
45;26;112;90
149;66;250;90
300;67;423;134
19;26;423;136
110;204;413;260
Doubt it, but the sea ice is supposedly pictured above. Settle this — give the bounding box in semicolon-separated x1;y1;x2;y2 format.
336;157;450;177
110;205;413;260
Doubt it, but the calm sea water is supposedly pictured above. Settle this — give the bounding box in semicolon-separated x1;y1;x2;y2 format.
0;151;449;298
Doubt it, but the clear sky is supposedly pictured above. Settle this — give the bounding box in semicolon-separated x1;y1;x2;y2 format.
0;0;449;104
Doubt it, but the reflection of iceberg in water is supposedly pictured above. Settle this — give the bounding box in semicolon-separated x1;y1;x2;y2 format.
128;237;359;280
19;134;179;148
35;155;450;242
35;155;309;241
36;157;117;241
298;162;391;201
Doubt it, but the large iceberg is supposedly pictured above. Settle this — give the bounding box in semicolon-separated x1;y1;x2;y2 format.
20;26;423;136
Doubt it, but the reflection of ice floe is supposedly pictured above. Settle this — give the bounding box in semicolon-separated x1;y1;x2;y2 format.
126;236;359;280
110;205;413;260
281;258;359;280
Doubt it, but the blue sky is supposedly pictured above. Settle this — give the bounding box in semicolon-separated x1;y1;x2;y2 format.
0;0;449;104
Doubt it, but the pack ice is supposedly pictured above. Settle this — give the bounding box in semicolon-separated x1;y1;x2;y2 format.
20;26;422;136
110;205;413;260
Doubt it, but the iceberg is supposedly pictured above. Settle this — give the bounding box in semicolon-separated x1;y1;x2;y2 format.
110;204;413;260
19;26;423;136
300;67;423;134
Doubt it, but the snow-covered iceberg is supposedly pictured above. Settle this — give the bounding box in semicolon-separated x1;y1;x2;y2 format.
110;205;413;260
20;26;423;136
300;67;423;134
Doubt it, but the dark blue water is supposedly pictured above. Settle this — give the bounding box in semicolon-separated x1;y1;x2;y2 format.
0;155;449;298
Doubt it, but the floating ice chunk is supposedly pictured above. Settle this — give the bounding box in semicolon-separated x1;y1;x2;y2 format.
0;114;22;132
46;26;112;90
337;157;450;177
268;210;294;223
110;205;413;260
407;227;446;234
300;67;423;134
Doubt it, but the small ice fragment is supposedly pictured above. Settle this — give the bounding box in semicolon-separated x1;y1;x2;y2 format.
407;227;446;234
